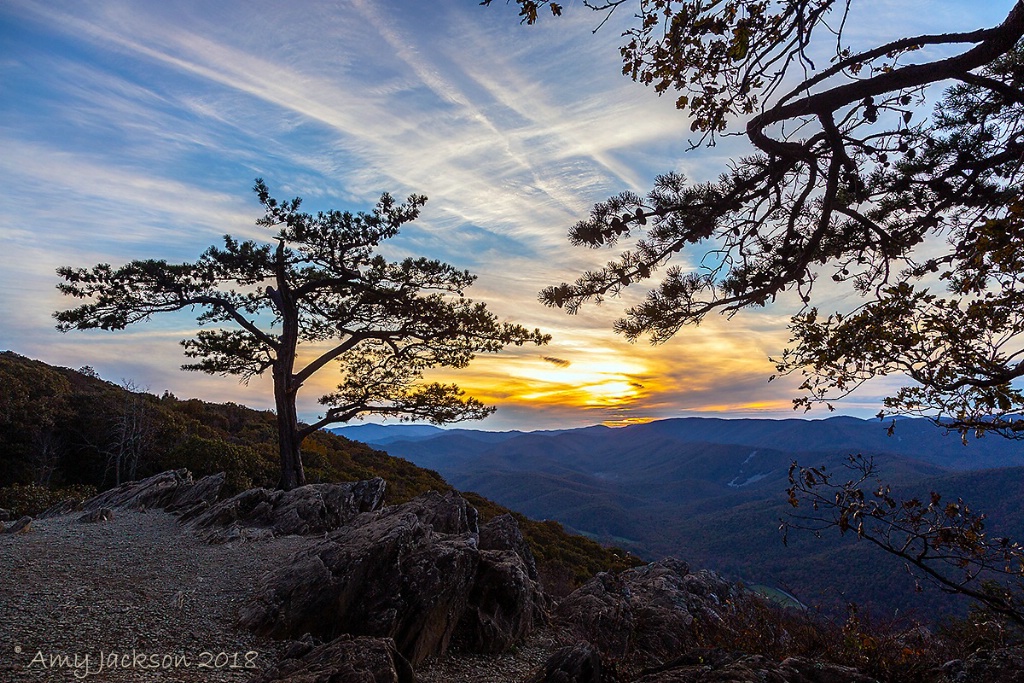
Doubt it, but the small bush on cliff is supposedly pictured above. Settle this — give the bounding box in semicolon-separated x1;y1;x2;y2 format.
0;483;97;518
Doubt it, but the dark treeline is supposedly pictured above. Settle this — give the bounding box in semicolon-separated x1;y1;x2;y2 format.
0;350;639;593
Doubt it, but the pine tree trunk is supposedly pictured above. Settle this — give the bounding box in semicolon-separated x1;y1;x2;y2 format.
274;364;305;491
272;244;306;491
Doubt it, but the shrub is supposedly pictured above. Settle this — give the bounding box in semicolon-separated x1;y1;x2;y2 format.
0;483;97;517
163;436;275;495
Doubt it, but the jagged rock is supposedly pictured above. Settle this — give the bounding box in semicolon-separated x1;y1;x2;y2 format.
248;634;415;683
38;470;223;520
166;472;225;513
239;491;479;666
39;498;84;517
175;500;212;524
939;647;1024;683
0;507;13;522
280;634;317;661
527;642;603;683
77;470;193;513
634;649;877;682
556;558;734;664
7;516;33;534
455;548;545;654
189;478;386;540
556;571;633;659
396;490;478;535
479;513;538;581
776;657;878;683
78;508;114;523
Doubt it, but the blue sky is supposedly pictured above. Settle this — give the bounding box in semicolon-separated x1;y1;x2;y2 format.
0;0;1014;430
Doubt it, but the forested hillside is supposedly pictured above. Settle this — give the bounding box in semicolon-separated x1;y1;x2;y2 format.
0;351;445;498
0;351;639;592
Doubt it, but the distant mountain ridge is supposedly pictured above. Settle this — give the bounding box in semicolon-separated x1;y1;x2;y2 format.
333;416;1024;618
335;415;1024;470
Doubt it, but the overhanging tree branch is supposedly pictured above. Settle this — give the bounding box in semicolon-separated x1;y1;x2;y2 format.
498;0;1024;437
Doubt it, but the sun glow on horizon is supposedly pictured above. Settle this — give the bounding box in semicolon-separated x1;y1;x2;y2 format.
601;415;657;428
495;353;653;408
685;399;795;414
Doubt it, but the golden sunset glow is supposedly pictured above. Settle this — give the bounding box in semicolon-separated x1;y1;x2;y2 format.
508;355;647;403
482;352;651;409
1;0;943;432
600;415;658;428
685;400;796;414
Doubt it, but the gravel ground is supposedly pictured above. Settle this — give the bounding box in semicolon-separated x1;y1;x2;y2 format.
416;629;562;683
0;509;563;683
0;510;307;683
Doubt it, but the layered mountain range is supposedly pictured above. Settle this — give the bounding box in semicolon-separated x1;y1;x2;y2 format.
334;417;1024;619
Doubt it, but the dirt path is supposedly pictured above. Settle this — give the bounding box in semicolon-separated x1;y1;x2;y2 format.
0;510;307;683
0;508;567;683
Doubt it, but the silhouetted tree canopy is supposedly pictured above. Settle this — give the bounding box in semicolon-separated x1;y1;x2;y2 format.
494;0;1024;438
56;180;548;489
785;455;1024;628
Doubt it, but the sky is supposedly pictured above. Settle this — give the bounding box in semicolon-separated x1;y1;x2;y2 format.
0;0;1015;431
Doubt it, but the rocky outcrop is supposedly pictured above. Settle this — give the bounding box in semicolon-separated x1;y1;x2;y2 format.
187;477;386;541
40;470;225;518
166;471;226;516
393;488;478;535
240;491;477;666
939;647;1024;683
79;469;192;511
527;642;603;683
634;649;877;682
5;516;33;534
248;634;415;683
454;513;547;653
544;561;884;682
479;513;539;581
556;558;733;665
240;490;545;668
456;547;546;654
78;508;114;523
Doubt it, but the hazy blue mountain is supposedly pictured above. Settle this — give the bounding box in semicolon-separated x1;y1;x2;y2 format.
336;416;1024;469
330;423;446;444
333;416;1024;618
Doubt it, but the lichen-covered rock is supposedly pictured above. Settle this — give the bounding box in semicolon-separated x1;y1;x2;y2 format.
479;513;538;581
39;470;226;521
556;558;734;664
248;634;415;683
239;491;480;667
396;490;478;535
38;498;84;517
78;508;114;523
6;516;32;534
79;470;192;512
455;547;546;654
527;642;603;683
635;649;877;682
188;477;386;540
938;646;1024;683
166;472;225;513
556;570;633;658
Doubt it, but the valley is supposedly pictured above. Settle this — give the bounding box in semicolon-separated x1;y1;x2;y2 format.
336;418;1024;620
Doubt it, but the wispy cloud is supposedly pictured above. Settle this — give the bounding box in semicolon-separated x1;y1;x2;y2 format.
1;0;967;429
